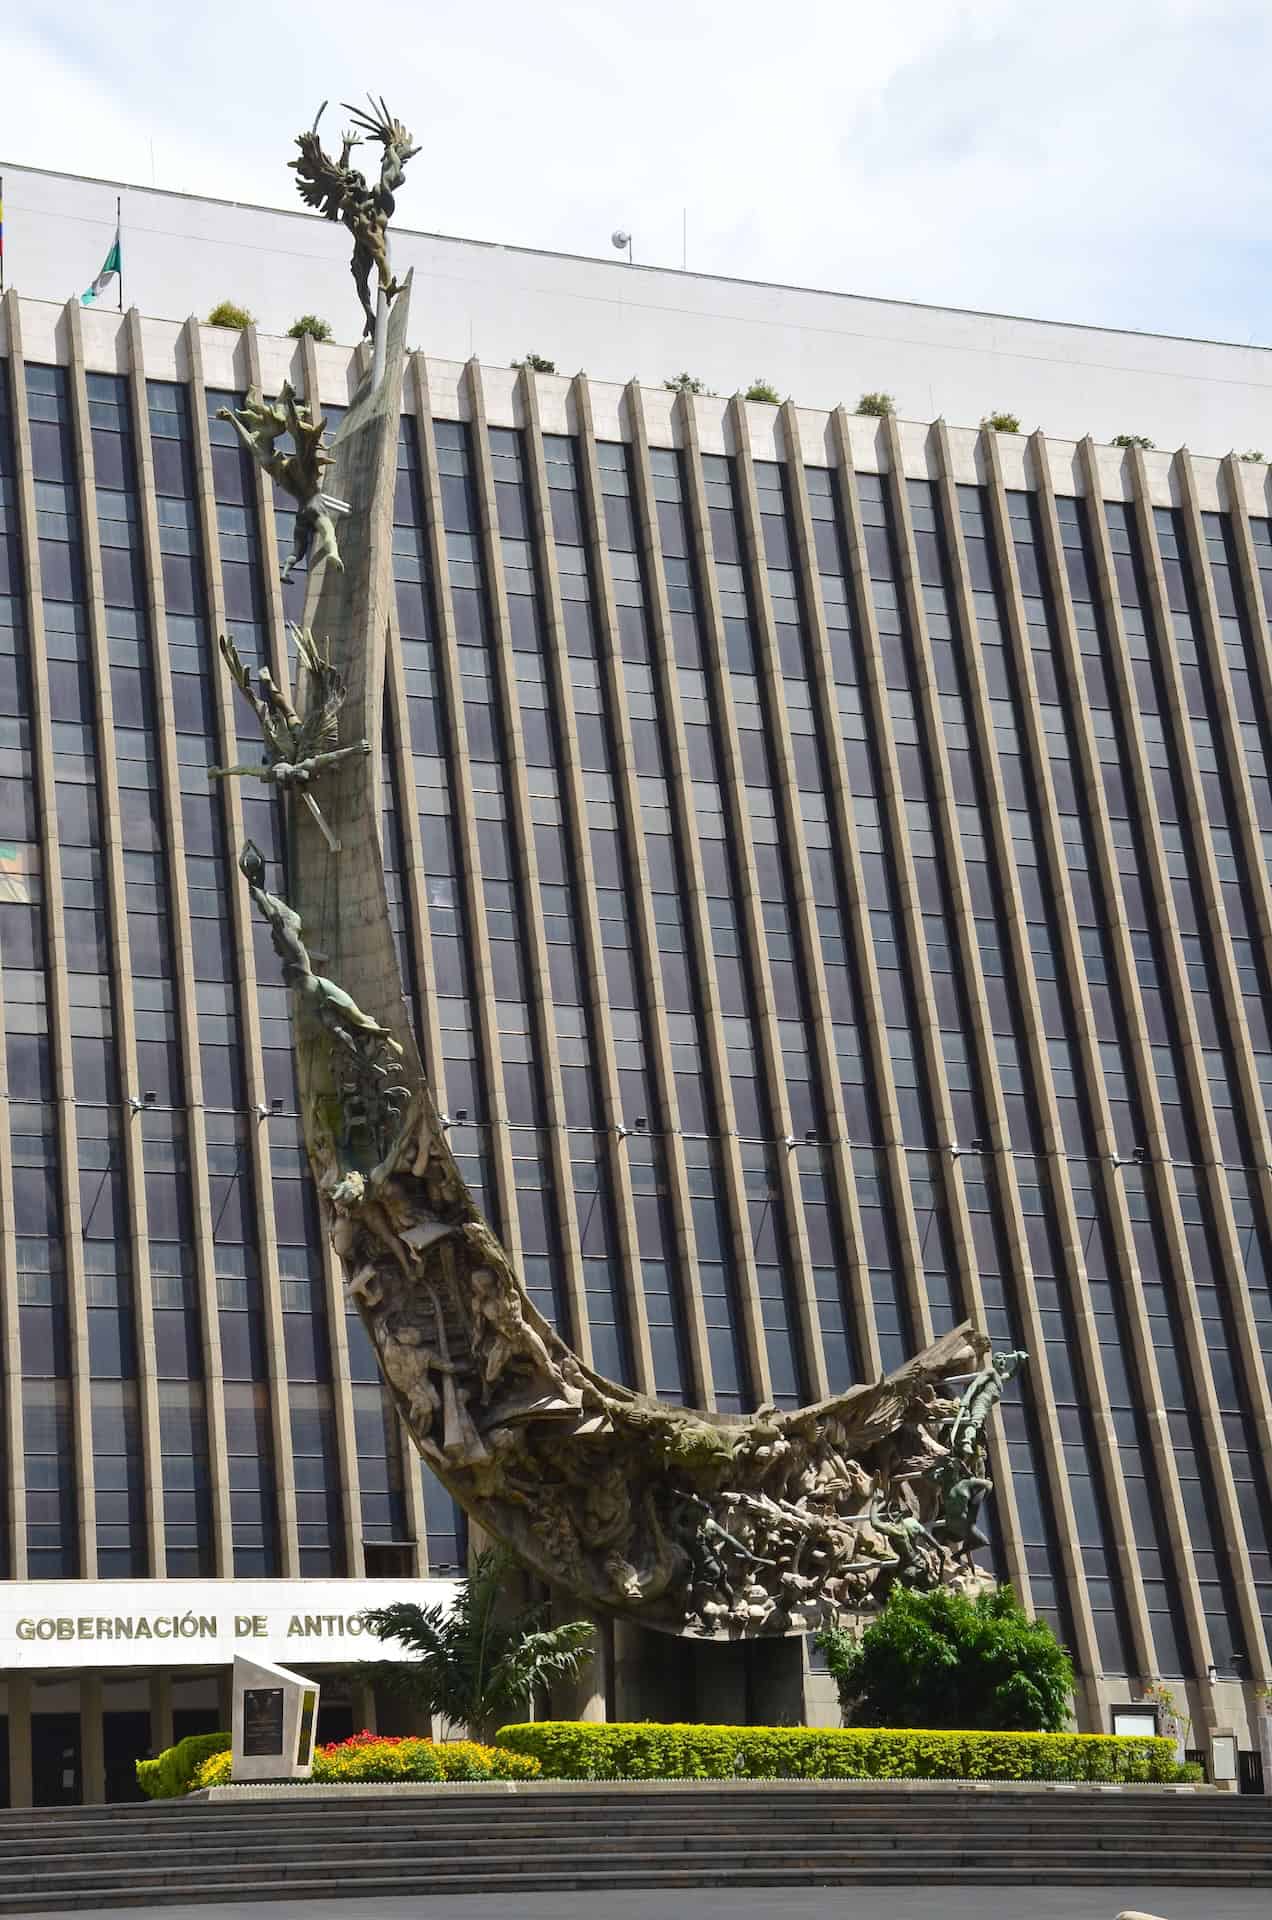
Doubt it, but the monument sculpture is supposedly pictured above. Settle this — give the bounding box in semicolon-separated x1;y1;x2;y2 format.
214;94;1027;1639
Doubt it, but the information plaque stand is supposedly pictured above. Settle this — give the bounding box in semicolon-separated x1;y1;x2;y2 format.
231;1654;321;1782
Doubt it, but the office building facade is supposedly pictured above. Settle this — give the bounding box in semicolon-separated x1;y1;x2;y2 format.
0;169;1270;1798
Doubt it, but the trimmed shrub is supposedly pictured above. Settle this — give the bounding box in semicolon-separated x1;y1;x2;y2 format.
191;1731;541;1789
205;301;254;331
288;314;332;342
983;411;1021;434
856;391;895;417
495;1721;1186;1785
137;1730;230;1799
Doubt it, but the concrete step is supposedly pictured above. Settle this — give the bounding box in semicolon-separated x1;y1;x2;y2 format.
1;1861;1270;1914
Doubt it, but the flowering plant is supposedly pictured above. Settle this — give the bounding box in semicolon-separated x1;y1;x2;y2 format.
192;1731;540;1789
1140;1680;1190;1745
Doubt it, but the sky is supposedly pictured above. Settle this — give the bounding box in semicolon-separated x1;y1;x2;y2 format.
6;0;1272;343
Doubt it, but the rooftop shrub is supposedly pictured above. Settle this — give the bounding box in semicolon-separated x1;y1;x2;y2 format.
513;351;557;373
287;314;332;341
983;411;1021;434
1111;432;1155;450
495;1721;1187;1784
205;300;254;330
665;372;713;394
855;391;895;417
744;379;781;404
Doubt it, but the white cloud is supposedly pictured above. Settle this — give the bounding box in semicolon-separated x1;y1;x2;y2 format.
5;0;1272;340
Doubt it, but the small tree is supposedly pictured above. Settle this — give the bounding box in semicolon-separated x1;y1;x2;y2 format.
816;1584;1074;1732
1111;432;1155;450
206;300;254;330
665;372;713;395
1240;448;1265;463
363;1547;594;1742
288;314;332;342
744;379;781;404
983;411;1021;434
513;351;557;374
856;391;895;418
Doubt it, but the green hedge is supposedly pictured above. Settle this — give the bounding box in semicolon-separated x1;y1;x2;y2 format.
137;1731;231;1799
495;1721;1189;1784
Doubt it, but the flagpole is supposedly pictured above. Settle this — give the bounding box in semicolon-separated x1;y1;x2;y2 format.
116;195;123;312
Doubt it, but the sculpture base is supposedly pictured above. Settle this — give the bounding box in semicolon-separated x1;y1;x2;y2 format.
608;1617;809;1724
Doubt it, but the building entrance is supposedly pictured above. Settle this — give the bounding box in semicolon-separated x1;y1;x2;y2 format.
31;1714;81;1807
104;1712;151;1804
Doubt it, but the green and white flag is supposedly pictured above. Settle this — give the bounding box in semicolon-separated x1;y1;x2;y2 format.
82;224;121;306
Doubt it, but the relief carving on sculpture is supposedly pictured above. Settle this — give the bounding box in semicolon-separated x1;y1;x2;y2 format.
226;93;1028;1638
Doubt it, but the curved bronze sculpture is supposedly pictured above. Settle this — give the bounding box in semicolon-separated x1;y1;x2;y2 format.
214;107;1024;1639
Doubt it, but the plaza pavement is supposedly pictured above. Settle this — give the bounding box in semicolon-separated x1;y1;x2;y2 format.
16;1888;1270;1920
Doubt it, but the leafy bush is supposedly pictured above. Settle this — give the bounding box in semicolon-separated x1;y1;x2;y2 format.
1240;448;1265;463
191;1730;541;1789
495;1721;1185;1784
744;379;781;404
983;411;1021;434
137;1731;230;1798
205;301;254;330
816;1586;1074;1732
665;372;714;395
288;314;332;342
513;352;557;373
1111;432;1154;450
856;391;895;417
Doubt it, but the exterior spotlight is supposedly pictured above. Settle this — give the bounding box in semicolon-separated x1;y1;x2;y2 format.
611;229;632;264
614;1123;631;1139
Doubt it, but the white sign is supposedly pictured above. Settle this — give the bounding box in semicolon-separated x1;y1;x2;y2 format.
0;1577;459;1671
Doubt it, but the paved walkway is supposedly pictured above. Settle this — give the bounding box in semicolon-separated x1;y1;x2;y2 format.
19;1889;1271;1920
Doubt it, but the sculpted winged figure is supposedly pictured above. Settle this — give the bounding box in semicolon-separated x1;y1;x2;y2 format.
291;97;419;338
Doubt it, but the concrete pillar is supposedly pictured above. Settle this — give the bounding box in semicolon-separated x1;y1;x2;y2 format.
547;1602;607;1723
80;1673;104;1806
7;1674;32;1809
149;1672;174;1755
350;1676;377;1737
215;1669;233;1733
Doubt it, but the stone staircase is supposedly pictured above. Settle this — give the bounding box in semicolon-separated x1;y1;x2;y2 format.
0;1782;1266;1911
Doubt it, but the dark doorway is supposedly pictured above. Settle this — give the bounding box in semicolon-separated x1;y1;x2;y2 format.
103;1711;150;1804
1238;1748;1264;1796
31;1713;81;1807
173;1707;221;1741
316;1703;354;1746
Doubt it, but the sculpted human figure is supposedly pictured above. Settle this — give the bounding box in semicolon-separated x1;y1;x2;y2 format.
238;842;404;1070
291;97;419;338
467;1263;558;1397
947;1350;1028;1461
211;629;369;853
216;385;349;580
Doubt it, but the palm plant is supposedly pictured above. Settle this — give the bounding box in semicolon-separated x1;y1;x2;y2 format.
363;1548;595;1742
